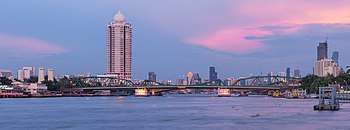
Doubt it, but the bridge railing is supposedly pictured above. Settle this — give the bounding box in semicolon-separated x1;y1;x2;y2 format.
232;76;300;87
73;76;301;88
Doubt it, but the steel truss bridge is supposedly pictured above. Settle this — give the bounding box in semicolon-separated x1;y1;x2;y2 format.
70;76;301;91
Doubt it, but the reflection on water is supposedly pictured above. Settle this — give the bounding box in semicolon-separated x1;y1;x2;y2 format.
1;95;350;130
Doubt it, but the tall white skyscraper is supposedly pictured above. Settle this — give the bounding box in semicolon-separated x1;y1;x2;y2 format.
47;68;54;81
107;11;132;79
38;67;45;83
17;67;36;81
23;67;36;77
17;70;24;81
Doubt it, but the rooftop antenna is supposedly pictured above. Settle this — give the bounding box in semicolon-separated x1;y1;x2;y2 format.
325;33;328;43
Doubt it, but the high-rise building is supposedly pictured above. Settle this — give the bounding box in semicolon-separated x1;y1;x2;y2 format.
187;72;193;85
38;67;45;83
148;72;156;82
23;69;31;80
294;69;301;78
238;77;247;86
107;11;132;80
314;59;339;77
192;73;201;85
160;80;172;85
176;78;184;85
317;41;328;60
0;70;12;78
240;80;246;86
224;79;230;86
267;71;274;84
17;70;24;81
278;72;286;82
286;68;291;81
278;72;286;77
47;68;54;81
17;67;36;81
209;67;217;82
223;77;235;86
332;51;339;64
22;67;36;77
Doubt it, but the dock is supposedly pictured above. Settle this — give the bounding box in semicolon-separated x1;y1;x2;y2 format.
313;86;339;111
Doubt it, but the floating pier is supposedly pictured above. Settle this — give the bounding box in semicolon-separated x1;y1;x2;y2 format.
313;86;339;111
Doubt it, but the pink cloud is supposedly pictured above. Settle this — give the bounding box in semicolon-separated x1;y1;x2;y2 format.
185;0;350;54
186;28;270;54
232;0;350;25
0;34;68;57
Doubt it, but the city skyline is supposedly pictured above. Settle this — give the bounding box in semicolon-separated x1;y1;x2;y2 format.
0;0;350;80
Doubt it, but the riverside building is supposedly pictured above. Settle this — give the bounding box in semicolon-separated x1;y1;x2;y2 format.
47;68;54;81
314;59;339;77
106;11;132;80
38;67;45;83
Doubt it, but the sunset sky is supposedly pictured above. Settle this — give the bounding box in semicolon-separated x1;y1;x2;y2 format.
1;0;350;80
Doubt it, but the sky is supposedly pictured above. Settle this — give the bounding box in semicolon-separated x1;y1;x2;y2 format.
0;0;350;81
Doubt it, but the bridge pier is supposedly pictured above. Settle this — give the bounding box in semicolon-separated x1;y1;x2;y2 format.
217;88;231;97
150;89;163;96
135;88;149;97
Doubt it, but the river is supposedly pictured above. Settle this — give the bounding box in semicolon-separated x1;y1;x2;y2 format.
1;95;350;130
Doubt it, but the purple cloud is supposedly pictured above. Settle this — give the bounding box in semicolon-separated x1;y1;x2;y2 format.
185;0;350;54
0;34;69;58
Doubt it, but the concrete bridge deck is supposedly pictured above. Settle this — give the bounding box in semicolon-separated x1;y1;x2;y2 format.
81;86;288;90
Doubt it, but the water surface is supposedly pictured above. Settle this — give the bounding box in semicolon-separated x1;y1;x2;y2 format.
1;95;350;130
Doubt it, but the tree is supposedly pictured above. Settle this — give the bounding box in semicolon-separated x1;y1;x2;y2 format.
0;77;12;85
300;75;318;93
42;80;58;91
310;76;332;93
346;65;350;74
334;71;348;85
24;76;38;83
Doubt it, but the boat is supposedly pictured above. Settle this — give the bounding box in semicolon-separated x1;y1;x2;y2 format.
273;90;284;98
239;91;248;97
268;91;274;96
217;88;231;97
135;88;150;97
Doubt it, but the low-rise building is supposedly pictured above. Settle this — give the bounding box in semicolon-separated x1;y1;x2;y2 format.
12;82;47;94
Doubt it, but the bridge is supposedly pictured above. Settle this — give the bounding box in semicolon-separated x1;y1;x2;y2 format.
81;86;283;90
66;76;301;97
72;75;300;87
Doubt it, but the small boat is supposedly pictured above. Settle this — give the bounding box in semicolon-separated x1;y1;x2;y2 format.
239;91;248;97
217;88;231;97
135;88;149;97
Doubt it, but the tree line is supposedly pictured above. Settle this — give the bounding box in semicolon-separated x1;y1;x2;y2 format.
300;69;350;93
